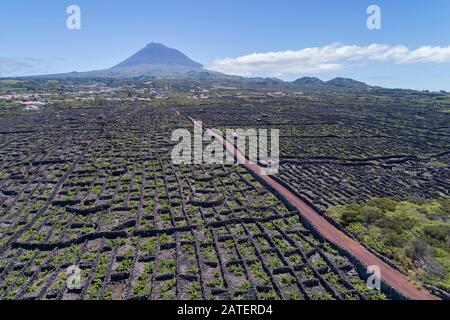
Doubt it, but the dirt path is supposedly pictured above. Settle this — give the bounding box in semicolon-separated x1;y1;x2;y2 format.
183;114;439;300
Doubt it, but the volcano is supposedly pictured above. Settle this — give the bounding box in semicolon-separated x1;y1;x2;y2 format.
33;42;210;78
113;42;203;70
98;42;206;77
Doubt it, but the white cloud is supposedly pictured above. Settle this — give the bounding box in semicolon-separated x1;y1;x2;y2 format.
208;44;450;77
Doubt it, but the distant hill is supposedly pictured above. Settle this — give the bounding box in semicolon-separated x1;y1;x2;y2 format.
293;77;324;85
291;77;373;92
327;77;371;90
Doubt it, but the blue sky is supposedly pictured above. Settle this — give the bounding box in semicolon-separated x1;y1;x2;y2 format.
0;0;449;90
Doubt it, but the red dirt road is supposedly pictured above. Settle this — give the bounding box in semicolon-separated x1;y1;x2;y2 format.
185;115;439;300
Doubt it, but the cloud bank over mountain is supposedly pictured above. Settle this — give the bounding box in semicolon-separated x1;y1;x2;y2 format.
208;44;450;77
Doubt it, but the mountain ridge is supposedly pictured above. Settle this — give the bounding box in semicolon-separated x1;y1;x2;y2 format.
9;42;387;92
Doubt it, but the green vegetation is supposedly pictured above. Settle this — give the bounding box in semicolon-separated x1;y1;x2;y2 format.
116;258;133;273
141;238;157;255
206;271;224;288
159;259;176;274
229;263;245;277
428;161;448;168
328;198;450;291
133;262;154;297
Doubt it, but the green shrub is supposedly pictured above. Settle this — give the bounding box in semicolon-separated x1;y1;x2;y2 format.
424;223;450;243
328;197;450;292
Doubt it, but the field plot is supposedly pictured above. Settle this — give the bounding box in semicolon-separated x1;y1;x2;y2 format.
181;92;449;294
183;94;449;209
0;106;388;300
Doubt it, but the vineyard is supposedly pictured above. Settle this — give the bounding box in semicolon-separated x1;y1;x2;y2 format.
1;87;449;300
181;93;449;297
183;96;449;212
0;106;393;300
